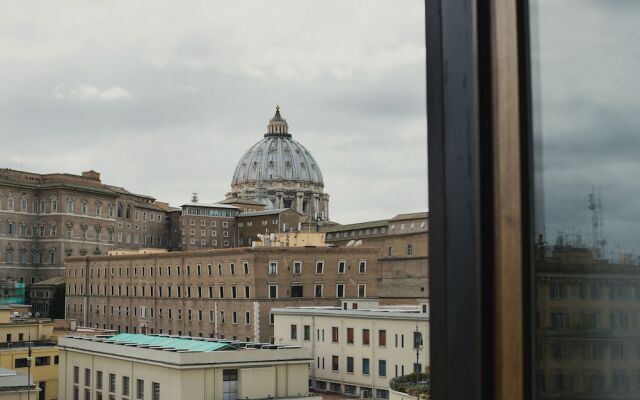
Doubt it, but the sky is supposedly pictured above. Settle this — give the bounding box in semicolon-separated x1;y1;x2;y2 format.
0;1;427;225
533;0;640;258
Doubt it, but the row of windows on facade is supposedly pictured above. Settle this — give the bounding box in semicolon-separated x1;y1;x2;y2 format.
69;302;254;325
67;260;366;279
539;340;640;362
236;219;277;228
68;282;367;299
387;244;415;257
327;227;387;239
0;195;165;223
183;207;237;218
68;262;250;278
72;367;160;400
548;310;638;331
537;371;640;394
313;380;390;400
185;238;230;247
186;228;229;237
548;280;640;301
290;325;420;349
318;355;420;381
14;354;58;368
2;248;56;264
186;219;230;228
84;323;251;341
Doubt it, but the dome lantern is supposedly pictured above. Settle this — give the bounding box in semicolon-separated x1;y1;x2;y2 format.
265;105;291;137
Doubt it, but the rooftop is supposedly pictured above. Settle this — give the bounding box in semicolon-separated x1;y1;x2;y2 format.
390;212;429;222
58;334;311;367
29;276;65;287
272;306;429;321
181;202;240;210
321;219;389;233
0;367;35;391
238;208;297;217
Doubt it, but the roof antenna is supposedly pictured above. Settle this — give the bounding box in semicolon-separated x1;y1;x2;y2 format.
191;193;199;203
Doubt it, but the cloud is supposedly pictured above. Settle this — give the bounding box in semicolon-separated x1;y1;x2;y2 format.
54;85;132;101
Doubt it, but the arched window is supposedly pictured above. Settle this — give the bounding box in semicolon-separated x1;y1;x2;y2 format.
19;248;28;264
81;201;88;215
66;198;74;213
407;244;413;256
7;195;14;211
126;205;131;219
51;198;58;213
117;203;123;218
387;246;393;257
49;249;56;264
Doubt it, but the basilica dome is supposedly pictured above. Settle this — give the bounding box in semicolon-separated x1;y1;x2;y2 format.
231;107;324;186
227;106;330;221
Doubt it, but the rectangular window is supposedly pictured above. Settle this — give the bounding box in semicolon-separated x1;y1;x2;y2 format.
332;355;339;371
362;329;370;345
85;368;91;386
74;366;80;384
347;356;354;373
136;379;144;400
123;376;130;396
338;260;346;274
96;371;103;390
347;327;354;344
293;261;302;274
109;374;115;393
152;383;160;400
268;285;278;299
291;284;303;297
379;330;387;347
358;284;366;297
269;261;278;275
304;325;311;341
336;283;345;298
314;284;323;298
243;262;249;275
332;326;339;343
291;324;297;340
379;360;387;377
315;261;324;274
362;358;370;375
359;260;367;273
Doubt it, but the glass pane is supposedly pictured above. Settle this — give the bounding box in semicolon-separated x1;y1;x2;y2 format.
530;1;640;399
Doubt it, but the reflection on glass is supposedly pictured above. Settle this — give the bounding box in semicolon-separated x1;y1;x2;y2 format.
531;1;640;399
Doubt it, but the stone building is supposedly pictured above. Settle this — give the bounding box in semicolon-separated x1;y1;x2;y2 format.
28;276;65;318
176;202;240;250
322;212;429;303
273;300;429;399
237;209;303;247
226;106;330;222
64;246;379;343
58;333;316;400
0;169;170;285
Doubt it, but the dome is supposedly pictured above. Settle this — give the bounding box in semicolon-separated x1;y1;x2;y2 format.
231;107;324;187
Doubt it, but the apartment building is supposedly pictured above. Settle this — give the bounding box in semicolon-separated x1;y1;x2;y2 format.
58;333;316;400
272;301;429;399
64;246;380;342
176;202;240;250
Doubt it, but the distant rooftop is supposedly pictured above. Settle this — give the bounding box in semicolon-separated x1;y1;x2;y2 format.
272;306;429;321
65;333;300;353
181;202;239;210
238;208;296;217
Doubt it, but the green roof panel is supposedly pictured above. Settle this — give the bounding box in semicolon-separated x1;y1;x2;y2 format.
106;333;235;352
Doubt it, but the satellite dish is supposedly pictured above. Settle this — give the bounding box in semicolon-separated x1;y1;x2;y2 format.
26;312;32;318
354;240;362;247
269;233;276;241
35;312;41;318
346;240;355;247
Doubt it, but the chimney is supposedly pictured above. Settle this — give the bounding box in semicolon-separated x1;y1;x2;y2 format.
82;170;101;181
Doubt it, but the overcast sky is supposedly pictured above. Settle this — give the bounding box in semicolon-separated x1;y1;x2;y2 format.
534;0;640;258
0;1;427;224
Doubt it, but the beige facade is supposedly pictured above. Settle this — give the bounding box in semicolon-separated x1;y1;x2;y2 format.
58;334;316;400
272;301;429;399
0;169;170;285
323;212;429;303
64;246;380;342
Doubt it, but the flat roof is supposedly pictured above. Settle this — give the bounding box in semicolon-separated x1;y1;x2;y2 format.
238;208;295;217
181;203;239;210
271;306;429;321
105;333;235;352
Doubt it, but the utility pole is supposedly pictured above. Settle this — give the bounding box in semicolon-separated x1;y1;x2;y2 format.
27;332;32;400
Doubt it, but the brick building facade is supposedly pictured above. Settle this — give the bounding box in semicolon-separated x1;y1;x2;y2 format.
64;246;379;342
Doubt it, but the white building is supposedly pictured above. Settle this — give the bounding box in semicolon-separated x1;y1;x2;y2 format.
272;301;429;399
58;333;316;400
